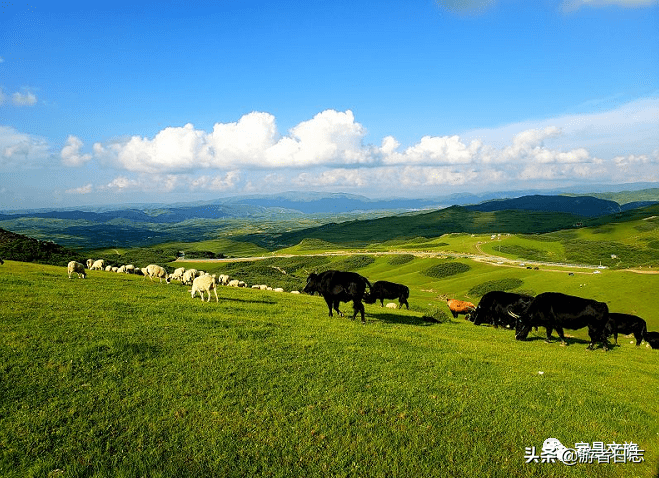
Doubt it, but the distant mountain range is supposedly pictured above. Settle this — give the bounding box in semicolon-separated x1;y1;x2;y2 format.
2;189;658;222
2;188;659;255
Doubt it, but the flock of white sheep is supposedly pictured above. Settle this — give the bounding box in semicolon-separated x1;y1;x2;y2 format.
66;259;299;303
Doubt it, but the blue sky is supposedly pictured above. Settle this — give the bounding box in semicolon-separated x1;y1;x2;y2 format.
1;0;658;210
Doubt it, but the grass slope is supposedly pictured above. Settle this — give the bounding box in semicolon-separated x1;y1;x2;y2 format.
1;261;658;477
238;206;586;249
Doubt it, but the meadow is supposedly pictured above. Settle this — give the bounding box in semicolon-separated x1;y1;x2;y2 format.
1;252;658;477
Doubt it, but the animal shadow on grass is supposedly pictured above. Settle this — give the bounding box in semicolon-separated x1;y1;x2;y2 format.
218;297;277;306
369;312;446;327
520;333;607;349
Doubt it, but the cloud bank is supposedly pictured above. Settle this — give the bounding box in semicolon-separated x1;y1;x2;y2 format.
2;96;658;201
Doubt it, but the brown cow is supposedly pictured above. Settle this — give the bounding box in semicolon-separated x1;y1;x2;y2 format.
446;298;476;319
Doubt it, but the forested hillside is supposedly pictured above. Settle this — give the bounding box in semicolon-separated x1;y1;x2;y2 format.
0;228;85;266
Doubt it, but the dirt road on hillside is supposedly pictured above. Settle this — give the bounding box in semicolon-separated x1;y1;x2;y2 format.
176;246;622;275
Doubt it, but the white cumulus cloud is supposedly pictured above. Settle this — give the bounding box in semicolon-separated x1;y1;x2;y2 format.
0;125;50;169
93;110;373;173
189;171;242;191
382;135;481;165
61;135;92;167
65;184;93;194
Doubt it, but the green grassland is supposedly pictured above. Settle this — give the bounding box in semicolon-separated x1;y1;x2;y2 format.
1;254;658;478
2;202;659;477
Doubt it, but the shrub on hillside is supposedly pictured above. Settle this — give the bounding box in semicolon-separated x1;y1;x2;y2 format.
635;221;659;233
468;279;524;297
331;255;376;271
296;238;340;250
387;254;415;266
647;240;659;250
422;262;470;279
184;250;225;259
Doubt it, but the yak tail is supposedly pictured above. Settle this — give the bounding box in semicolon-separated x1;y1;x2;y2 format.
363;276;372;291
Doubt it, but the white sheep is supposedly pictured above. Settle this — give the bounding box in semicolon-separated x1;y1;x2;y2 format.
105;265;113;272
86;259;93;269
68;261;87;279
111;267;119;272
190;275;219;302
385;303;398;309
125;264;135;274
117;265;127;273
170;267;186;281
90;259;105;270
218;274;230;285
182;269;198;285
144;264;170;283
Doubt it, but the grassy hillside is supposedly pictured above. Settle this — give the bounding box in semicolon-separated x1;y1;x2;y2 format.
1;260;658;478
575;188;659;205
0;227;86;266
475;210;659;269
236;206;592;250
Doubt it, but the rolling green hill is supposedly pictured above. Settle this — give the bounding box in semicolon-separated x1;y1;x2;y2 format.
236;206;587;250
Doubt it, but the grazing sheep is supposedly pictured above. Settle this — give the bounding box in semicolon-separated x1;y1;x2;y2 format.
86;259;94;269
90;259;105;270
273;288;284;292
67;261;86;279
105;265;113;272
182;269;198;285
125;264;135;274
291;290;300;294
170;267;186;281
134;267;143;275
190;275;219;302
228;279;247;288
218;274;230;285
385;302;398;309
117;265;127;273
111;267;119;272
144;264;170;283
